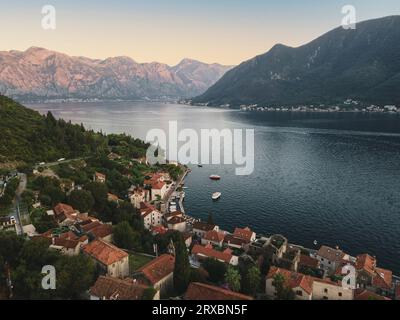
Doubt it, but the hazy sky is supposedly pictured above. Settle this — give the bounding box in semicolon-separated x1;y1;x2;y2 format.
1;0;399;65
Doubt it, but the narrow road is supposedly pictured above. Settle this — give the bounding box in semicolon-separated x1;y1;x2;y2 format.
12;173;27;235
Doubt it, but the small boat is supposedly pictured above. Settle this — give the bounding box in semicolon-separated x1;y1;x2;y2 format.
197;164;203;168
209;175;221;180
212;192;221;200
313;240;318;246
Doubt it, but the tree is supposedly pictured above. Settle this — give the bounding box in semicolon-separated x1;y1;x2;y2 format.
242;266;261;296
202;258;227;284
173;234;191;295
225;266;241;292
142;287;157;300
42;185;65;206
55;255;95;299
68;190;94;213
113;221;141;250
0;231;25;267
273;273;295;300
85;182;108;213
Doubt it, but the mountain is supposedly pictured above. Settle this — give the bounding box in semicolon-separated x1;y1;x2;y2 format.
0;95;148;165
0;47;232;101
193;16;400;107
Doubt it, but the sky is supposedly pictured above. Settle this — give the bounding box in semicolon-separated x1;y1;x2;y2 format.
0;0;399;65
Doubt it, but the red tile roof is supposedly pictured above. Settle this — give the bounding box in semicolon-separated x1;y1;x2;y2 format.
355;289;391;300
167;216;186;225
267;267;313;295
372;267;392;290
184;282;253;300
233;227;254;243
81;221;102;232
52;237;80;249
193;222;216;232
138;254;175;285
83;239;128;266
317;245;345;262
299;255;320;269
223;234;248;247
90;276;149;300
356;254;376;275
203;230;225;243
89;224;113;239
53;203;75;217
192;244;232;264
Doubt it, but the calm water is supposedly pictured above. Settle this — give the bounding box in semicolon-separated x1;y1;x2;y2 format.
28;101;400;273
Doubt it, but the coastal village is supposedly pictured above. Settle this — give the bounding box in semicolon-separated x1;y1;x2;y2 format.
0;148;399;301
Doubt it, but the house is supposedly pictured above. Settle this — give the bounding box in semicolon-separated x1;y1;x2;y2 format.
136;254;175;297
90;276;159;300
151;225;168;236
191;244;238;266
312;278;354;300
82;222;113;243
223;234;249;249
50;237;85;256
83;239;129;278
0;216;16;230
94;172;106;183
201;230;225;247
354;289;390;300
140;202;163;230
316;245;349;274
355;254;393;296
53;203;76;221
167;216;187;232
192;221;219;238
60;179;75;194
107;193;121;204
129;187;149;209
182;232;193;248
184;282;253;300
144;173;168;201
266;267;313;300
164;210;183;223
107;152;121;161
233;227;256;243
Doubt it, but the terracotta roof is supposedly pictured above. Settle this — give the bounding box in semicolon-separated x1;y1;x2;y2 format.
355;289;391;301
203;230;225;243
95;172;106;179
372;267;392;290
233;227;254;243
184;282;253;300
89;224;113;239
83;239;128;266
167;216;186;225
317;245;345;262
138;254;175;285
267;267;313;295
356;254;376;275
223;234;248;247
192;244;232;264
299;255;320;268
151;181;165;190
165;211;183;220
81;221;102;232
53;203;75;216
90;276;148;300
193;221;216;232
52;237;80;249
151;225;168;235
107;193;120;202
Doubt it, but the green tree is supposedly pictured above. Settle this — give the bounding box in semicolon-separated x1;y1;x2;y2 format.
225;266;241;292
113;221;141;250
142;287;157;300
173;234;191;295
68;189;94;213
202;258;227;284
85;182;108;213
273;273;295;300
242;266;261;296
55;255;95;299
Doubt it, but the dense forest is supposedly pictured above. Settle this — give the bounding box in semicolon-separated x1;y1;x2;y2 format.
0;95;149;165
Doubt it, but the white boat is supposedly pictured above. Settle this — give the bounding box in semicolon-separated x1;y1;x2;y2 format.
209;175;221;180
212;192;221;200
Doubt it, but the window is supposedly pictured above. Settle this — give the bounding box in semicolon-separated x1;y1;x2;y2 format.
296;290;303;296
324;288;328;293
323;296;328;300
338;292;342;297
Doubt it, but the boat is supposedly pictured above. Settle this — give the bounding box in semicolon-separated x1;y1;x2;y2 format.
197;164;203;168
209;175;221;180
212;192;221;200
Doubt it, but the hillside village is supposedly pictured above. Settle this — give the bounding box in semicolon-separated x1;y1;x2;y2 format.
1;149;399;301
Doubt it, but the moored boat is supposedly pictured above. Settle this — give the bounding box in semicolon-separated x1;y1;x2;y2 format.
209;175;221;180
212;192;221;200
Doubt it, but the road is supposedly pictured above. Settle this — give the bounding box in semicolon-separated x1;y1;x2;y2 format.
33;157;88;170
9;173;27;235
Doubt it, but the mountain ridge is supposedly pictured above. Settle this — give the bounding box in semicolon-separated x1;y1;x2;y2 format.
0;47;233;102
193;15;400;107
